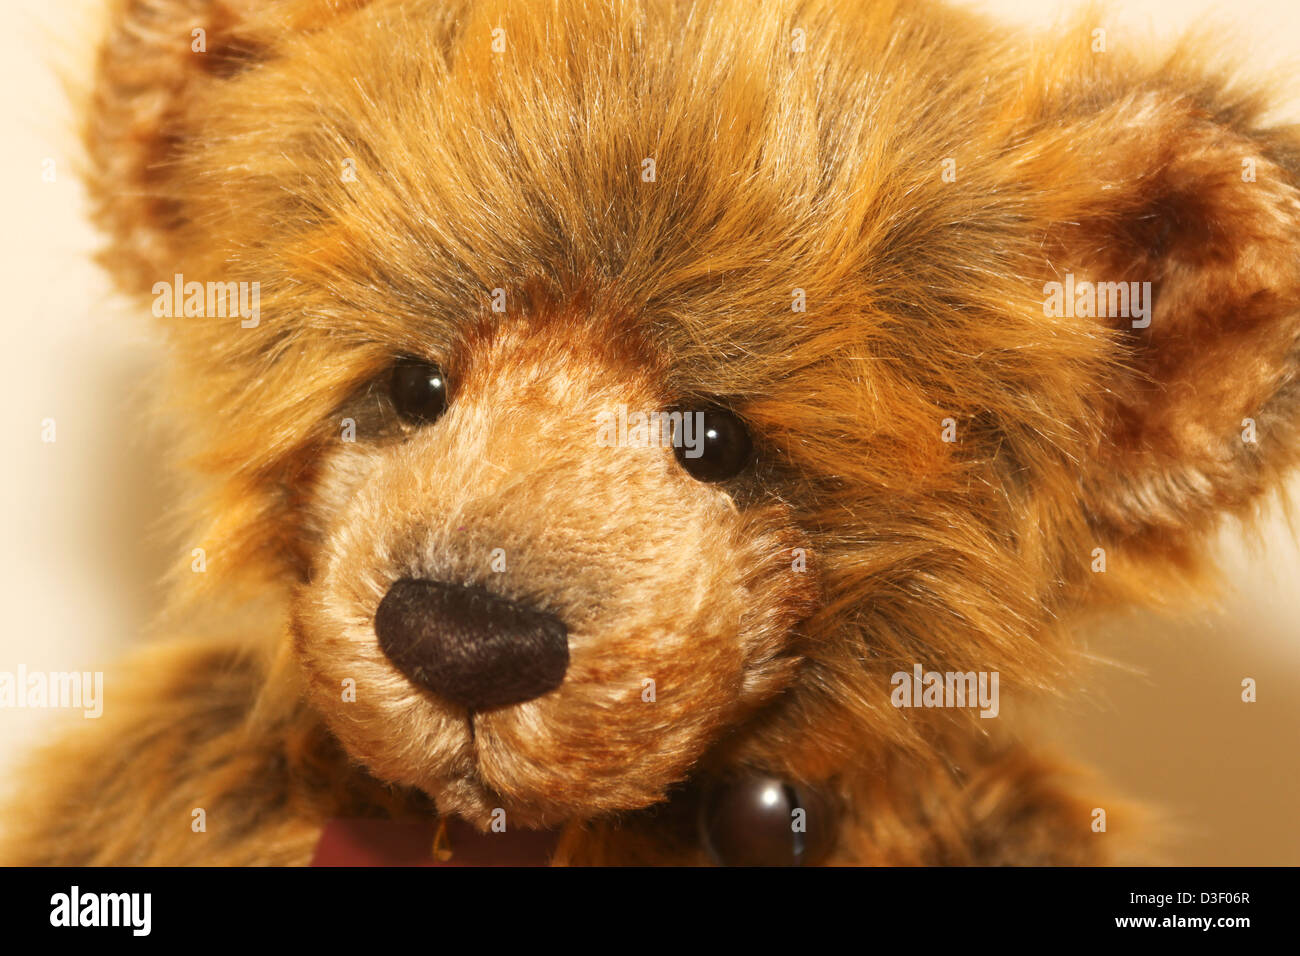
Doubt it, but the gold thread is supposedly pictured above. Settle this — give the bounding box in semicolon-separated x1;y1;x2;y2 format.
431;818;454;862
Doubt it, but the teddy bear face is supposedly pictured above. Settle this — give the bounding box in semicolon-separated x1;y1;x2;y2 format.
78;0;1300;837
132;1;1073;823
292;311;815;826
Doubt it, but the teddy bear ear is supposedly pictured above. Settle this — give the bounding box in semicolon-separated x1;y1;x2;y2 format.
86;0;364;293
1038;84;1300;552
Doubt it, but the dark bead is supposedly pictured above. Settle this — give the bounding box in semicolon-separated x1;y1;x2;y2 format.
699;775;836;866
673;406;752;482
390;358;449;425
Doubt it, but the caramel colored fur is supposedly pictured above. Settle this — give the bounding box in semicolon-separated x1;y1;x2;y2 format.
5;0;1300;864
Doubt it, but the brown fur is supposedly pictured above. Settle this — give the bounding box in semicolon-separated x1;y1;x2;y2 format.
5;0;1299;864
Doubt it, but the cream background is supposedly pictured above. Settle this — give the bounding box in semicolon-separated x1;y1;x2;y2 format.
0;0;1296;864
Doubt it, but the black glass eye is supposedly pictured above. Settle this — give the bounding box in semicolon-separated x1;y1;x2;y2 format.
390;358;448;425
673;405;752;483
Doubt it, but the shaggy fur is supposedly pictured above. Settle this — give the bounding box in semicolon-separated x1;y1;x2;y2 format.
5;0;1300;864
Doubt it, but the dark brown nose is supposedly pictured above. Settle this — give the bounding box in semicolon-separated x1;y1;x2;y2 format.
374;578;569;711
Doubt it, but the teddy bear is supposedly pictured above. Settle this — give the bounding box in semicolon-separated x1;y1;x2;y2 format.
5;0;1299;866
